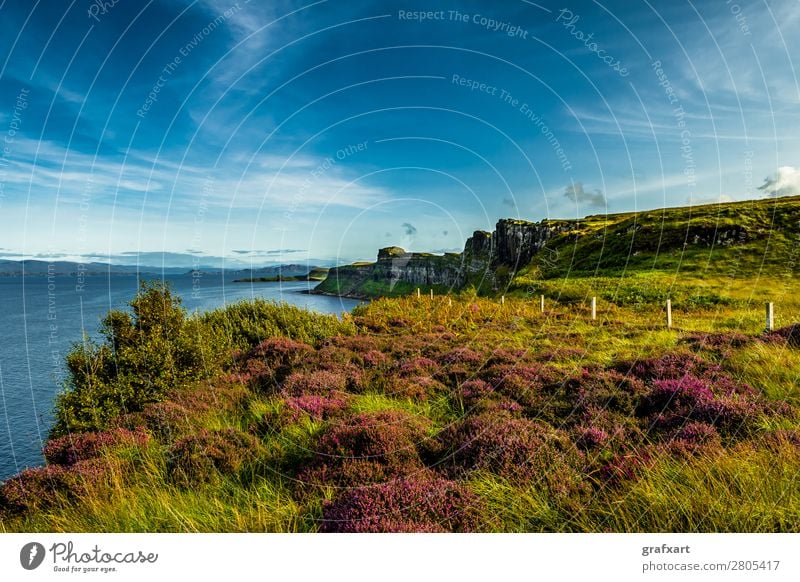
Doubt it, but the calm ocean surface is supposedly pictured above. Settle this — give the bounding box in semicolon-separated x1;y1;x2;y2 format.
0;274;361;481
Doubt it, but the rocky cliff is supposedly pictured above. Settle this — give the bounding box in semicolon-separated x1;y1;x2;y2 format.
314;218;576;298
313;194;799;299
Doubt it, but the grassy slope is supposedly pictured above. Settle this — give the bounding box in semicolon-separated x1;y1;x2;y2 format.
2;289;800;532
314;196;800;299
4;198;800;532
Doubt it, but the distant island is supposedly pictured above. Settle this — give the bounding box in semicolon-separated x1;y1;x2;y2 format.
233;267;329;283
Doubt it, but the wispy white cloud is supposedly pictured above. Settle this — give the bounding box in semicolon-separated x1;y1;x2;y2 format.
758;166;800;198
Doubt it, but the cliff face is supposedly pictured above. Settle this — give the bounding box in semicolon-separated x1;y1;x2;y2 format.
314;247;465;298
315;219;574;298
491;219;576;268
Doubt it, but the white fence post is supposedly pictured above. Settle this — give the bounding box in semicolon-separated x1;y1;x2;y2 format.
766;302;774;331
666;299;673;329
591;296;597;320
540;295;545;313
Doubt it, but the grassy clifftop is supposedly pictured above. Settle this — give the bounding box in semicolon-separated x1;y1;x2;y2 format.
316;196;800;300
525;195;800;279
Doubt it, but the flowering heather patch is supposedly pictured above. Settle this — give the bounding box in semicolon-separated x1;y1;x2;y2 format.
283;370;348;397
763;323;800;348
570;368;648;418
440;411;583;485
662;421;722;457
576;406;644;451
0;459;107;514
398;356;440;377
598;450;655;486
284;393;349;421
385;375;445;400
639;376;715;417
486;348;531;367
681;332;752;356
300;410;432;486
362;349;389;368
638;374;773;437
320;475;483;532
167;428;261;487
440;348;486;369
240;337;313;385
482;364;555;410
620;351;717;382
575;426;609;451
455;379;495;408
137;401;193;441
439;347;486;380
43;428;150;466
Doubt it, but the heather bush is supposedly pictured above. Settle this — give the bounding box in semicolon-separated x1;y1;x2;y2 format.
240;337;313;388
575;406;644;451
384;375;445;401
638;375;770;437
763;323;800;348
167;428;261;487
300;411;433;486
598;450;656;486
574;426;609;451
284;393;350;421
569;368;648;418
320;475;483;532
438;347;486;383
482;364;554;411
136;401;194;441
43;428;150;466
439;411;584;492
398;357;440;377
663;421;722;457
283;370;348;397
681;332;752;356
362;349;389;368
0;459;108;514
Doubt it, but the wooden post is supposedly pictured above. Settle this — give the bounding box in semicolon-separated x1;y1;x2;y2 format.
430;289;434;299
416;288;420;299
540;295;545;312
666;299;673;329
766;302;774;332
500;295;505;306
591;296;597;320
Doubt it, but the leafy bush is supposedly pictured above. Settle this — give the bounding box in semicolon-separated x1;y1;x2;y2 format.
202;298;355;349
51;282;228;437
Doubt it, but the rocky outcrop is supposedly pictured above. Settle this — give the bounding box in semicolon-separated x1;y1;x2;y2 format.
314;247;465;298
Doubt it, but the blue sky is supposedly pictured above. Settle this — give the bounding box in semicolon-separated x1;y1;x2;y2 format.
0;0;798;266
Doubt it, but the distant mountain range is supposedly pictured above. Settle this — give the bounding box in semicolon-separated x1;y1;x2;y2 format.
0;260;325;278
